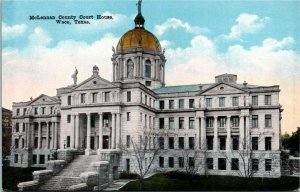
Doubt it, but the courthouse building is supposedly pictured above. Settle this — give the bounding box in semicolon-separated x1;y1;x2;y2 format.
10;2;283;178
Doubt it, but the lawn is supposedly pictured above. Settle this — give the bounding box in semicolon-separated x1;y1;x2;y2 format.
120;172;300;191
3;166;45;191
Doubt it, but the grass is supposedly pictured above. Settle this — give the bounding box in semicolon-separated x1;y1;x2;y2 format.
3;166;45;191
120;172;300;191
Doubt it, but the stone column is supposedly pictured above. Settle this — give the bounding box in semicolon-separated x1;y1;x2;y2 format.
75;114;80;149
239;116;244;150
213;116;218;151
46;122;50;149
38;122;42;149
51;122;55;149
26;123;30;148
111;113;116;149
86;113;91;155
226;116;231;151
195;117;200;149
54;122;58;149
245;116;250;149
200;117;206;150
98;113;103;153
116;113;121;149
71;115;75;149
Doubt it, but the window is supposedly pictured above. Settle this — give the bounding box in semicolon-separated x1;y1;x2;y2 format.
265;95;271;105
252;137;258;150
126;135;130;148
16;108;20;116
40;155;45;164
50;106;53;114
15;123;19;132
206;117;214;128
15;139;19;148
207;158;214;169
252;159;259;171
41;107;45;114
219;137;226;150
232;97;239;107
104;92;110;102
159;100;165;109
188;157;195;167
218;158;226;170
231;116;239;128
189;99;194;108
189;137;194;149
22;123;25;132
169;137;174;149
127;59;134;78
179;157;184;168
159;157;164;168
127;112;131;121
179;99;184;109
145;81;151;86
265;115;272;128
219;97;225;107
23;108;27;115
92;93;97;103
34;107;38;115
32;155;37;164
206;98;212;107
189;117;194;129
179;137;184;149
169;117;174;129
80;93;86;103
21;139;25;148
145;60;151;78
68;95;71;105
218;117;226;128
145;95;147;105
231;158;239;170
126;159;130;172
159;118;164;129
91;115;95;128
158;137;164;149
252;115;258;128
34;137;38;148
207;136;213;150
265;137;272;150
14;154;18;163
169;157;174;168
232;136;239;150
169;100;174;109
140;112;142;122
145;115;147;127
265;159;272;171
252;96;258;106
67;115;71;123
67;136;70;148
179;117;184;129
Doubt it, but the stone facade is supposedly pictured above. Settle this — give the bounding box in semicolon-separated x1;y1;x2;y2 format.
11;2;283;179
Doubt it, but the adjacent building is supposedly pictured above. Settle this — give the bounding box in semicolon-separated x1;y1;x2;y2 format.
10;2;283;177
2;107;12;158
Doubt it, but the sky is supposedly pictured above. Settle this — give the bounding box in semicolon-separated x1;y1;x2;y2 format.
2;0;300;133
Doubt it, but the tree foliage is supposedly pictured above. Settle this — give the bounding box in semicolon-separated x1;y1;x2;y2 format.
281;129;300;157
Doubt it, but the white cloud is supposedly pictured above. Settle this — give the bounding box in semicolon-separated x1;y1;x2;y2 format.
29;27;52;47
75;11;129;32
154;18;209;36
160;40;171;48
222;13;271;40
3;28;118;108
2;22;26;40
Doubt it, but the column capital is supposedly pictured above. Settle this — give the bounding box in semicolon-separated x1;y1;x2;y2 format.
227;115;231;119
98;112;103;115
200;116;206;119
214;116;218;119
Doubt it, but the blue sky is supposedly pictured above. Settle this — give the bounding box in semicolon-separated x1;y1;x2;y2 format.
3;0;300;133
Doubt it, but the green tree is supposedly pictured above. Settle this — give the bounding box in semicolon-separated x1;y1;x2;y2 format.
281;129;300;157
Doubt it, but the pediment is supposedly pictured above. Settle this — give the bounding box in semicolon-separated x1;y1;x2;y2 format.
74;75;117;91
201;83;246;95
29;94;57;105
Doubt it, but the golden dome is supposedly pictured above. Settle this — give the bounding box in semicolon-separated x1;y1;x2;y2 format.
116;28;161;52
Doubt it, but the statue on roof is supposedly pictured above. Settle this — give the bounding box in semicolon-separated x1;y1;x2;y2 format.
137;0;142;14
93;65;99;75
71;67;78;85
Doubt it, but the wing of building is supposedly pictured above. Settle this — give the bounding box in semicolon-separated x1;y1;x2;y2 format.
11;1;283;182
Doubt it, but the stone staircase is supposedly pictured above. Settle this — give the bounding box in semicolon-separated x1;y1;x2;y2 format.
39;155;99;191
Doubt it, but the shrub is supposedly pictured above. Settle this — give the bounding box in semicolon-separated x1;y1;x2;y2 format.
119;171;141;179
165;171;201;180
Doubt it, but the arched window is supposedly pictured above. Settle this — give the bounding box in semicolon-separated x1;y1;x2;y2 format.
145;60;151;78
127;59;134;78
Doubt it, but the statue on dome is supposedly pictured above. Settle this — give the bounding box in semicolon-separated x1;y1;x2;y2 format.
93;65;99;75
137;0;142;14
71;67;78;85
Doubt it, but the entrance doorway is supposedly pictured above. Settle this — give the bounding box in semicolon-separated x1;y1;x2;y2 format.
103;136;109;149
